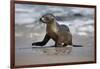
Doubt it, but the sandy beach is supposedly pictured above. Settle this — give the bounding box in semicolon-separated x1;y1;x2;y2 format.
15;33;94;66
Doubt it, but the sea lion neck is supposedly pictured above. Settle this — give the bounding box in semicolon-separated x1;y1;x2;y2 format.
46;21;58;34
46;20;57;28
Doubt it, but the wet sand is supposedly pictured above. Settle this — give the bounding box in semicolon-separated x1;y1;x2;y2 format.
15;34;94;66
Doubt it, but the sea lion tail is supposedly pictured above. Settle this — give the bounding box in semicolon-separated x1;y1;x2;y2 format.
72;45;83;47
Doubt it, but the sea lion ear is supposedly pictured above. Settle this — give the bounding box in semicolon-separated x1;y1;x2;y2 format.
50;14;57;20
49;14;56;20
50;14;56;18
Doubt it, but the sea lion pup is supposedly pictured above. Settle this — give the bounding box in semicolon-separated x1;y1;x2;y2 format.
32;13;82;47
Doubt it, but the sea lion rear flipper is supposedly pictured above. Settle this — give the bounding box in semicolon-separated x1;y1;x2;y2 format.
72;45;83;47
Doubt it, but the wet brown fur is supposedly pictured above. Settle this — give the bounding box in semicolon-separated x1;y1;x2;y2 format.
32;14;72;47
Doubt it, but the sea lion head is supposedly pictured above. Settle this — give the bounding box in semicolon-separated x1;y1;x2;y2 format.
40;13;56;24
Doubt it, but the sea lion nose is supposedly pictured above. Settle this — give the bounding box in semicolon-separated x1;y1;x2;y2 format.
40;17;46;23
40;17;45;21
40;18;42;22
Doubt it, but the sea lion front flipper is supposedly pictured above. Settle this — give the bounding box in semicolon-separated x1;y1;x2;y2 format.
32;34;50;46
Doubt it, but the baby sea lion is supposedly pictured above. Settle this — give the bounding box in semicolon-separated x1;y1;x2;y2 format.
32;13;82;47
